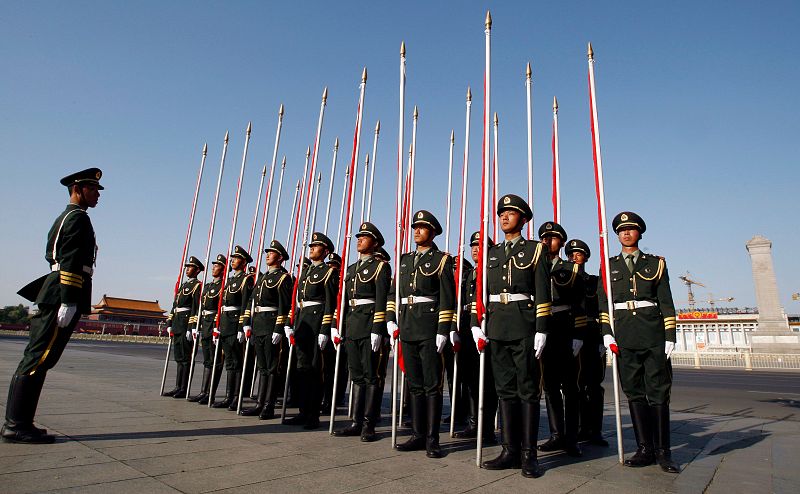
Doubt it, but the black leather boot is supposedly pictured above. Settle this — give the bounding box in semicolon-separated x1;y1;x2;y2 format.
652;404;679;473
520;401;542;478
361;384;381;442
425;394;443;458
212;370;236;408
624;402;655;467
1;374;54;444
188;367;212;403
454;394;478;439
334;383;364;436
260;375;277;420
251;372;261;401
162;365;181;397
563;389;582;457
241;373;267;416
227;370;242;411
396;393;426;451
284;371;309;425
537;393;565;452
482;400;521;470
172;364;189;399
200;366;223;405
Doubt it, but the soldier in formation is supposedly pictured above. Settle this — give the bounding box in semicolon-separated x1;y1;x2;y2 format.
162;256;203;399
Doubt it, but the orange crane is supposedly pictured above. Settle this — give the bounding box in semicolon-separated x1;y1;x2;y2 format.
679;272;705;310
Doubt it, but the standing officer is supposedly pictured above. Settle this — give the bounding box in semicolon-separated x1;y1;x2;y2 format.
388;210;456;459
162;256;203;399
240;240;291;419
332;222;390;442
537;221;586;458
283;233;338;429
470;194;551;478
212;246;254;410
453;231;498;444
599;212;679;473
566;239;609;447
323;252;348;412
4;168;102;444
189;254;225;404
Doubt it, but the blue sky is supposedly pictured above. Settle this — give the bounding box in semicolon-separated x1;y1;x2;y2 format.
1;1;798;313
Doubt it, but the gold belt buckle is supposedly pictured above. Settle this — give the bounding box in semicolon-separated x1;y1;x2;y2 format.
499;293;510;304
407;295;415;305
626;300;636;311
349;299;357;308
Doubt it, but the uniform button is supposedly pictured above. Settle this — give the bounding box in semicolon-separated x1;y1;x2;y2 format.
502;276;506;280
503;264;507;268
503;289;508;292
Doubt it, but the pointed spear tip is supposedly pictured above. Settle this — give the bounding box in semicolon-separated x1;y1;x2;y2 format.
202;142;208;155
365;153;370;164
526;61;532;78
450;129;455;142
335;137;339;148
413;105;419;118
553;95;559;110
362;67;368;82
262;164;267;175
467;86;472;101
224;130;229;142
494;112;499;124
587;42;594;59
246;121;252;134
408;143;413;153
306;146;311;157
322;86;328;101
279;103;285;116
485;10;492;29
400;41;406;56
375;120;381;133
281;155;286;166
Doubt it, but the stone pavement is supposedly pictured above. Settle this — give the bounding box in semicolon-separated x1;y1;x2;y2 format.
0;338;798;493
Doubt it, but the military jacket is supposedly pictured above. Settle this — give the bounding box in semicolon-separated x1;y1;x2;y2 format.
166;278;201;333
200;278;222;336
36;204;97;313
457;263;476;333
219;270;254;336
579;271;602;345
293;262;338;337
549;258;588;341
340;256;391;340
387;247;456;341
598;252;677;349
470;238;551;341
244;267;292;336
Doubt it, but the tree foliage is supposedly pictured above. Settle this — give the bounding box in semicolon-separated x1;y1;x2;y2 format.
0;305;32;324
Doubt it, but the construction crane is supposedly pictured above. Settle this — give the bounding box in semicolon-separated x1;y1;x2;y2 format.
679;272;705;311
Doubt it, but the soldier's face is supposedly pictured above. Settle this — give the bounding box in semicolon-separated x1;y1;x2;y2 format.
212;264;223;277
570;251;587;265
184;265;199;278
618;227;641;247
309;245;327;261
414;226;433;246
541;235;563;255
499;210;524;233
230;257;245;270
79;184;100;208
357;235;376;254
266;251;281;266
471;245;480;262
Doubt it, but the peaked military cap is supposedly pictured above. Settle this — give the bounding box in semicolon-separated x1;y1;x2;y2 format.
326;252;342;267
469;231;494;247
411;210;443;236
612;211;646;234
497;194;532;221
60;167;104;190
184;256;205;272
355;222;385;247
212;254;227;266
375;247;391;262
265;240;289;260
230;245;253;264
565;239;591;259
538;221;568;241
309;232;335;252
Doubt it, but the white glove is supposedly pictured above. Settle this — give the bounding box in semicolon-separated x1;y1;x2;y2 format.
572;339;583;357
435;334;447;353
192;327;199;339
237;331;245;343
387;321;399;339
534;332;547;359
603;334;619;355
665;341;675;360
599;343;606;356
284;326;294;340
331;327;342;345
449;330;461;352
271;332;282;345
243;325;252;340
318;334;329;350
167;326;174;337
185;330;192;342
57;303;77;327
470;326;487;353
370;333;381;352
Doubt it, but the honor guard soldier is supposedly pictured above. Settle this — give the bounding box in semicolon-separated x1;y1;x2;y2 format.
566;239;609;447
470;194;551;478
189;254;226;404
212;246;254;410
387;210;456;459
162;256;203;399
323;251;348;412
599;212;679;473
240;241;291;419
4;168;102;444
333;222;391;442
283;233;338;429
453;231;498;443
372;245;393;420
537;222;587;458
326;252;342;269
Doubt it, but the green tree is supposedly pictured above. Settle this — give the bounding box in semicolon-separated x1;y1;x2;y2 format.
0;305;31;324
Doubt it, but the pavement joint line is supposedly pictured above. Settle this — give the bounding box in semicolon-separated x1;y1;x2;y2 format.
702;455;725;493
458;471;519;493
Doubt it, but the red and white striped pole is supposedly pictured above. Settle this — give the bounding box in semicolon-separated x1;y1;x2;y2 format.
552;96;561;224
525;62;534;237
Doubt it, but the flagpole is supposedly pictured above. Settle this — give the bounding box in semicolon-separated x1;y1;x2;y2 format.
553;96;561;224
335;164;349;247
588;42;624;464
525;62;534;236
359;153;370;223
285;177;301;246
444;129;455;252
366;121;380;221
323;138;339;235
405;106;419;252
492;112;499;241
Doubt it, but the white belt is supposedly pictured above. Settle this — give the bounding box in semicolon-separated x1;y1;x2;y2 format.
201;310;216;316
349;298;375;307
489;293;532;304
174;307;191;313
255;306;278;313
551;305;571;314
401;296;436;305
51;263;94;276
614;301;657;310
222;306;240;312
301;300;323;308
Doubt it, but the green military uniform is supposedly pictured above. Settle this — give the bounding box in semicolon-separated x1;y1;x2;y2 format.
4;168;102;444
212;245;254;410
537;222;586;457
598;211;679;472
471;194;551;477
323;251;348;413
388;210;456;458
188;254;225;405
240;241;291;419
162;256;203;399
284;233;338;429
333;222;391;441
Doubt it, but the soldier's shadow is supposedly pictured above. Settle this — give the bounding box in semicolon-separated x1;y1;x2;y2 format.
65;422;313;442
